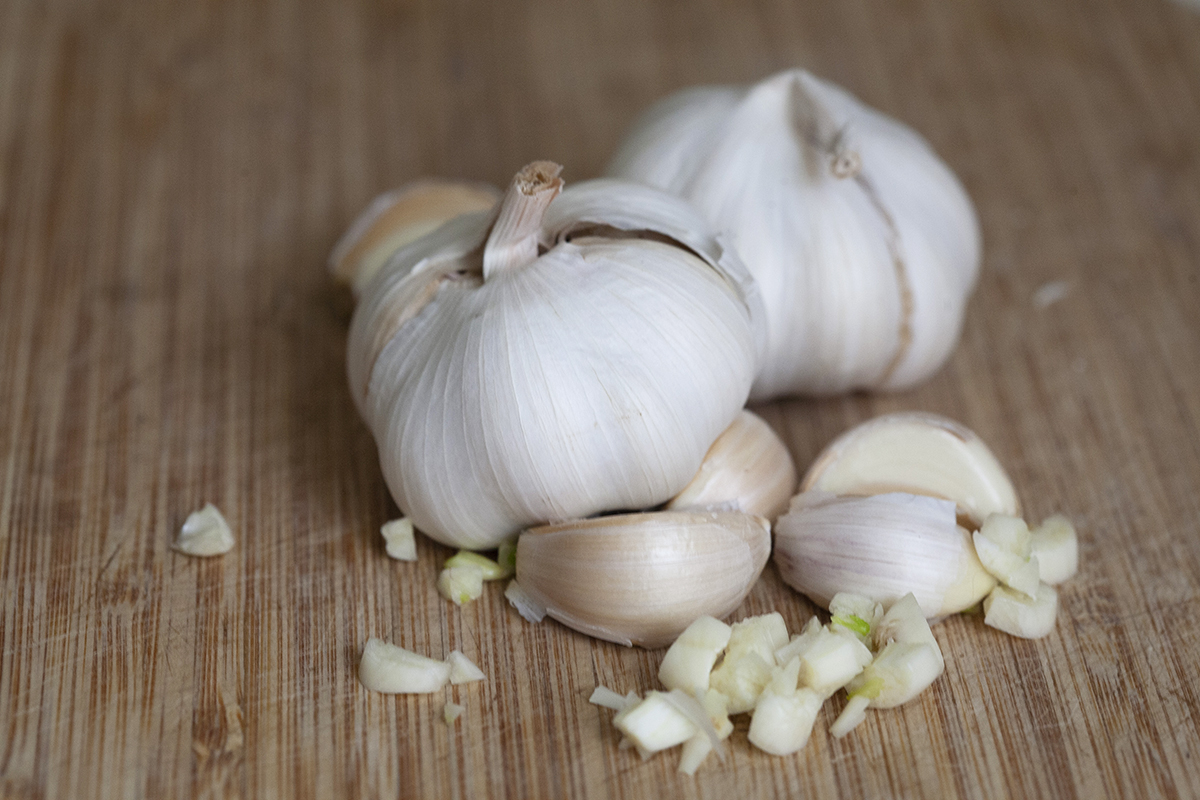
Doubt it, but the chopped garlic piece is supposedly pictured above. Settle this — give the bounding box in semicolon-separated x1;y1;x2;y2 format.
358;638;451;694
446;650;485;684
444;550;510;580
444;702;465;724
709;613;789;713
830;694;871;738
798;627;872;696
438;564;485;605
614;692;698;753
174;503;234;557
381;518;417;561
847;641;944;709
984;582;1058;639
747;685;823;756
658;615;731;694
1031;515;1078;584
973;516;1040;598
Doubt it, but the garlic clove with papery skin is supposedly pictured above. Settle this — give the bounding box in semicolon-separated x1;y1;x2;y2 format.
607;69;981;399
345;162;760;550
800;412;1019;528
773;492;997;617
665;410;797;520
512;510;771;648
329;179;500;295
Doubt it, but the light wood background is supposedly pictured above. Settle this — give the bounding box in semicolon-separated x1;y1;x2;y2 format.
3;0;1200;797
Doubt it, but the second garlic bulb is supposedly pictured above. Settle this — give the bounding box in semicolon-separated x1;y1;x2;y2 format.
608;69;981;399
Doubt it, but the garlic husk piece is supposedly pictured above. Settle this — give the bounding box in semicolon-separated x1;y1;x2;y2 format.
665;410;797;520
514;510;770;648
346;162;760;549
800;412;1019;528
329;179;501;294
607;69;981;399
773;492;997;617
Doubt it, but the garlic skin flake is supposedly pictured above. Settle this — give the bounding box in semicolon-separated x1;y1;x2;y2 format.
346;163;760;550
608;69;980;399
773;492;996;617
514;510;771;648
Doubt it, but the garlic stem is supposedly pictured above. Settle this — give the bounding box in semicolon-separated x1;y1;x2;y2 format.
483;161;564;279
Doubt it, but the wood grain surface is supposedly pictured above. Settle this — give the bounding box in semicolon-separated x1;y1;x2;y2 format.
3;0;1200;797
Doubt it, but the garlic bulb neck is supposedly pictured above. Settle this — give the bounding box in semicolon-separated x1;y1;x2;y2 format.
483;161;563;279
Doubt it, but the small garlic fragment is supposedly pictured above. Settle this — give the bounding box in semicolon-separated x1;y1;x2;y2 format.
329;179;501;294
830;694;870;738
666;410;798;520
800;412;1019;527
358;638;451;694
443;702;465;724
444;550;511;580
174;503;234;557
708;613;789;713
446;650;485;684
846;641;944;709
381;517;418;561
983;582;1058;639
973;514;1040;598
1031;515;1079;584
658;616;732;695
747;684;823;756
614;692;698;753
437;564;485;606
514;510;770;648
774;492;996;616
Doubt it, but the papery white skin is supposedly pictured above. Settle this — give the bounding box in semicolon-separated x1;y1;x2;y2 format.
608;69;981;399
346;165;759;549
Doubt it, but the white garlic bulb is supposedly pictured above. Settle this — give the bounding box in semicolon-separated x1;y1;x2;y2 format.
607;69;981;399
345;162;762;550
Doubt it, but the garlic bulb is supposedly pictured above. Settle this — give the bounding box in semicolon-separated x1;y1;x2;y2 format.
346;162;762;549
665;410;797;520
329;179;500;295
801;411;1019;528
512;510;771;648
607;69;981;399
773;492;996;617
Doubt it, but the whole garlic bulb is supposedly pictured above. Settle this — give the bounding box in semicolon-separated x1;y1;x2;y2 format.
607;69;981;399
346;162;762;549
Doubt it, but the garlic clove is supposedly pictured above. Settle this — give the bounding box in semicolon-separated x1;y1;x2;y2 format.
513;510;770;648
800;412;1020;528
329;179;500;294
666;410;798;520
773;492;997;617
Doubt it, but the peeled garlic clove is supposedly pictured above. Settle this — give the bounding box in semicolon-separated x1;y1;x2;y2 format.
666;410;797;520
346;162;760;550
513;510;770;648
801;412;1019;528
329;179;501;294
607;69;980;399
774;492;997;617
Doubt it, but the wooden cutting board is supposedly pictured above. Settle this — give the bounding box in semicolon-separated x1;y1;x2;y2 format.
3;0;1200;797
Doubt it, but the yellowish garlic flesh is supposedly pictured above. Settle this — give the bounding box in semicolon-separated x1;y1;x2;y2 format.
666;410;797;520
174;503;234;557
329;179;500;294
801;411;1019;528
513;510;770;648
